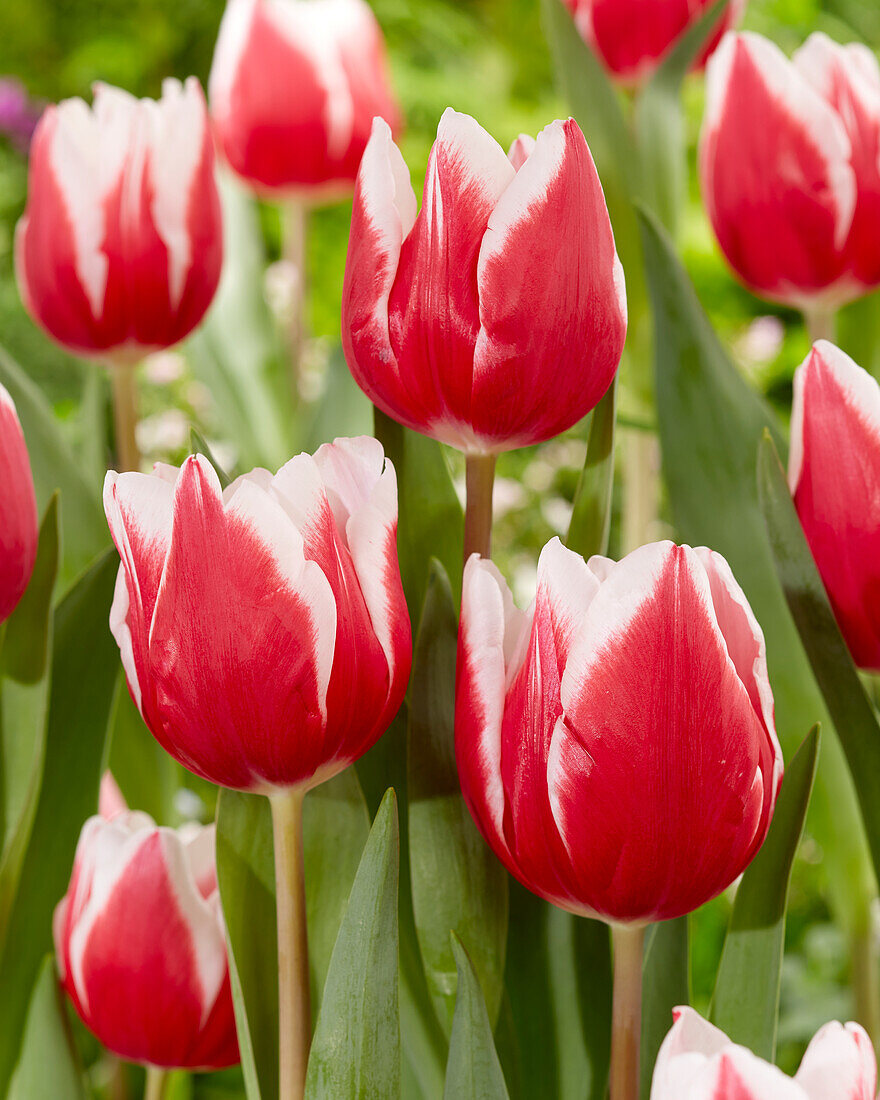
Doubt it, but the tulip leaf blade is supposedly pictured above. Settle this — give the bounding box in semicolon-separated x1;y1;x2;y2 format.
637;204;874;938
711;725;820;1060
757;433;880;879
8;956;86;1100
0;549;119;1099
305;788;400;1099
567;381;616;560
189;428;233;488
408;560;508;1035
0;345;108;590
215;789;278;1100
444;933;510;1100
640;917;689;1100
2;493;59;685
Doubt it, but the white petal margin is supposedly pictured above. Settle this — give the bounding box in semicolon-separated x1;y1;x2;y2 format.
793;33;880;123
208;0;258;122
109;564;143;712
507;133;536;171
703;33;857;250
789;340;880;492
794;1021;877;1100
459;555;529;847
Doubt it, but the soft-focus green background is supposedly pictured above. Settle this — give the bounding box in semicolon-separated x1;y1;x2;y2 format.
0;0;878;1093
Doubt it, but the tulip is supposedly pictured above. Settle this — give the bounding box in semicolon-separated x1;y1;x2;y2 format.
789;341;880;671
564;0;744;86
104;436;411;1099
700;32;880;326
456;537;782;1099
16;78;222;362
0;383;37;625
53;811;239;1071
651;1007;876;1099
209;0;400;197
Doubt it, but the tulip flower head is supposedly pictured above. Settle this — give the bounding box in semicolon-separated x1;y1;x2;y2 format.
209;0;400;197
16;78;222;362
456;538;782;925
564;0;745;86
54;812;239;1070
0;383;37;624
651;1007;876;1099
700;32;880;312
790;341;880;671
104;437;411;792
342;111;627;456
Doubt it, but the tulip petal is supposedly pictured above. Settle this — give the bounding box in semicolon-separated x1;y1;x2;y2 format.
794;1021;877;1100
0;384;37;622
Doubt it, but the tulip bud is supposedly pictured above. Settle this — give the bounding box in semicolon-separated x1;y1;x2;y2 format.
208;0;400;197
700;32;880;311
15;78;222;362
0;384;37;624
651;1007;875;1099
103;437;411;792
53;812;239;1070
564;0;744;85
455;538;782;925
342;111;627;456
789;341;880;671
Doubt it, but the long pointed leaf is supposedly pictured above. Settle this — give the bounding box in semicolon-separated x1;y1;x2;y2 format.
444;934;510;1100
567;383;616;559
640;918;688;1100
9;957;85;1100
712;726;820;1059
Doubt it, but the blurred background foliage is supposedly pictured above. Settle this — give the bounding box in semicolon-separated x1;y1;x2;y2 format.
0;0;878;1093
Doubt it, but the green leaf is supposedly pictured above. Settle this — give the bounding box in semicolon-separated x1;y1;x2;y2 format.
373;410;463;616
9;957;85;1100
567;382;616;559
107;684;181;827
637;205;875;937
306;789;400;1100
409;561;507;1035
712;726;820;1059
0;346;107;589
635;0;727;232
2;494;59;684
216;790;278;1100
302;345;373;455
189;428;233;488
640;918;688;1100
444;934;510;1100
758;435;880;880
0;549;119;1098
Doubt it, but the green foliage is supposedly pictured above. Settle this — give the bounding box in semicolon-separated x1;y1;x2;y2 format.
444;934;510;1100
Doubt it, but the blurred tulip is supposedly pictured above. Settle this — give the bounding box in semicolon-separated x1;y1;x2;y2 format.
103;437;411;792
209;0;400;197
651;1007;876;1099
456;537;782;924
789;341;880;671
16;78;222;361
53;812;239;1070
564;0;744;85
342;111;627;455
0;384;37;624
98;771;128;820
700;32;880;313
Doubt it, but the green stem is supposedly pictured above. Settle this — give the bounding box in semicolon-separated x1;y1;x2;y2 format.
804;307;837;345
143;1066;166;1100
622;429;659;553
270;788;310;1100
110;362;141;472
463;453;497;562
609;924;645;1100
283;199;309;402
852;921;880;1048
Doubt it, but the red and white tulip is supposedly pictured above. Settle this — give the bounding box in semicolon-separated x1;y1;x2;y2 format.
342;111;627;455
53;812;239;1070
564;0;744;86
651;1007;876;1099
700;32;880;311
790;341;880;671
455;538;782;925
209;0;400;197
104;437;411;792
15;79;222;361
0;384;37;625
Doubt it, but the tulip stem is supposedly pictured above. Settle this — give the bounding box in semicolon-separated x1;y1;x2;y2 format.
804;307;836;345
463;453;497;562
852;922;880;1048
270;787;311;1100
143;1067;166;1100
110;362;141;472
283;199;309;402
609;923;645;1100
